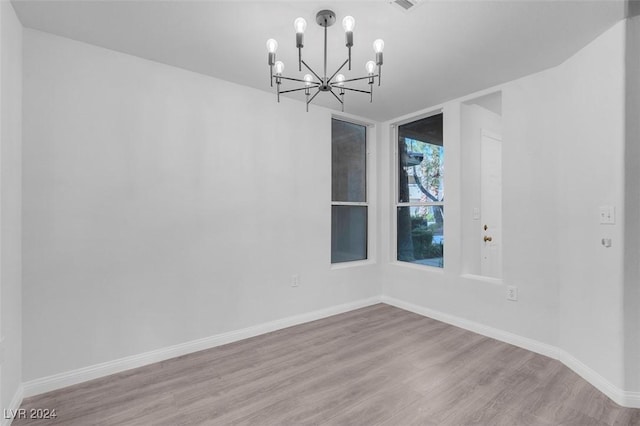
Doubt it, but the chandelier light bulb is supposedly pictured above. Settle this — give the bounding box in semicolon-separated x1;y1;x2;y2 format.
304;74;313;86
274;61;285;75
342;16;356;32
294;17;307;34
336;74;346;86
266;39;278;53
373;39;385;53
365;60;376;75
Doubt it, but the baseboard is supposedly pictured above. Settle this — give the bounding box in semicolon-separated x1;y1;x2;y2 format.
380;296;640;409
23;296;382;398
621;391;640;409
20;294;640;409
557;350;640;409
380;296;562;359
2;384;24;426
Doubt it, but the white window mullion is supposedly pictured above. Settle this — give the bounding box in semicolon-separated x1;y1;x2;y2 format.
332;201;368;207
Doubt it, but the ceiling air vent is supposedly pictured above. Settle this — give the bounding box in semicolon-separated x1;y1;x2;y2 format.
391;0;424;12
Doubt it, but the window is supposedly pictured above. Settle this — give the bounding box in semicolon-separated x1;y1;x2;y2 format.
331;118;368;263
396;113;444;267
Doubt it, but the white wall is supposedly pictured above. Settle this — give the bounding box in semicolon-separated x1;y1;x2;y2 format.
0;0;23;415
379;69;563;348
22;29;379;382
553;17;626;391
623;14;640;394
380;19;630;393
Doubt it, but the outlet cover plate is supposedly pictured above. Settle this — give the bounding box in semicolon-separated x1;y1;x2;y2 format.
599;206;615;224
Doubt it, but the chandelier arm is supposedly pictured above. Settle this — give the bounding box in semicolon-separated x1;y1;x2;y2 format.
341;75;379;84
307;88;322;105
340;86;372;95
279;75;320;85
327;59;349;83
301;60;323;83
329;89;343;105
280;87;314;95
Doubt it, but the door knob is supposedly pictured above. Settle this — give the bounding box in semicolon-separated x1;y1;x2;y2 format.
484;224;488;231
484;236;493;242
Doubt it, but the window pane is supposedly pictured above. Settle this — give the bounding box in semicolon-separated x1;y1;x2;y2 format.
332;206;367;263
398;114;444;203
397;206;444;268
332;119;366;202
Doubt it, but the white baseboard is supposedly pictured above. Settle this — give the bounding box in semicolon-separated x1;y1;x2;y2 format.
557;350;640;409
623;391;640;409
23;296;382;398
380;296;562;359
381;295;640;409
2;384;24;426
20;294;640;409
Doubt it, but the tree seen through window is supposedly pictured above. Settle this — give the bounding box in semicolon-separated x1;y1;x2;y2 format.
397;114;444;267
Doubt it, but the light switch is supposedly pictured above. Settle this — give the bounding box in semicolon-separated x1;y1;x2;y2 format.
599;206;615;224
472;208;480;220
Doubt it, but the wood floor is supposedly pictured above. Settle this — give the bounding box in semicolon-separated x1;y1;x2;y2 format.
15;304;640;425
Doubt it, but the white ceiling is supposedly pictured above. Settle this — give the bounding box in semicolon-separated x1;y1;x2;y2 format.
12;0;626;121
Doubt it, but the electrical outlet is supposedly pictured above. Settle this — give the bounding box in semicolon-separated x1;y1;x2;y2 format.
506;286;518;301
599;206;615;224
291;274;299;287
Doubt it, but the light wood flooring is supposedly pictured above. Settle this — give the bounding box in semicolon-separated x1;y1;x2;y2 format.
15;304;640;425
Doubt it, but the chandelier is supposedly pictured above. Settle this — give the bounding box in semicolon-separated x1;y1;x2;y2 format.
266;10;384;112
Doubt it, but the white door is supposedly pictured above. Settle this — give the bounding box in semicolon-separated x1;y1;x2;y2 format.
480;131;502;278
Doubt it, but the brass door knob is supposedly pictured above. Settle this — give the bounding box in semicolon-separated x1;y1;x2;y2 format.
483;236;493;242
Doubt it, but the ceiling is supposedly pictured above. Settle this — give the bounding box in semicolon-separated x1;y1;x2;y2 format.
12;0;627;121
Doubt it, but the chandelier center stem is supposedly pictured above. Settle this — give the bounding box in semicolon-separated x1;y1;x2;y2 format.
324;24;328;80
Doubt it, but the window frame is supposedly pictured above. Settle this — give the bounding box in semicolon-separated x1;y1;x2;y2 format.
330;115;375;268
392;109;445;270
